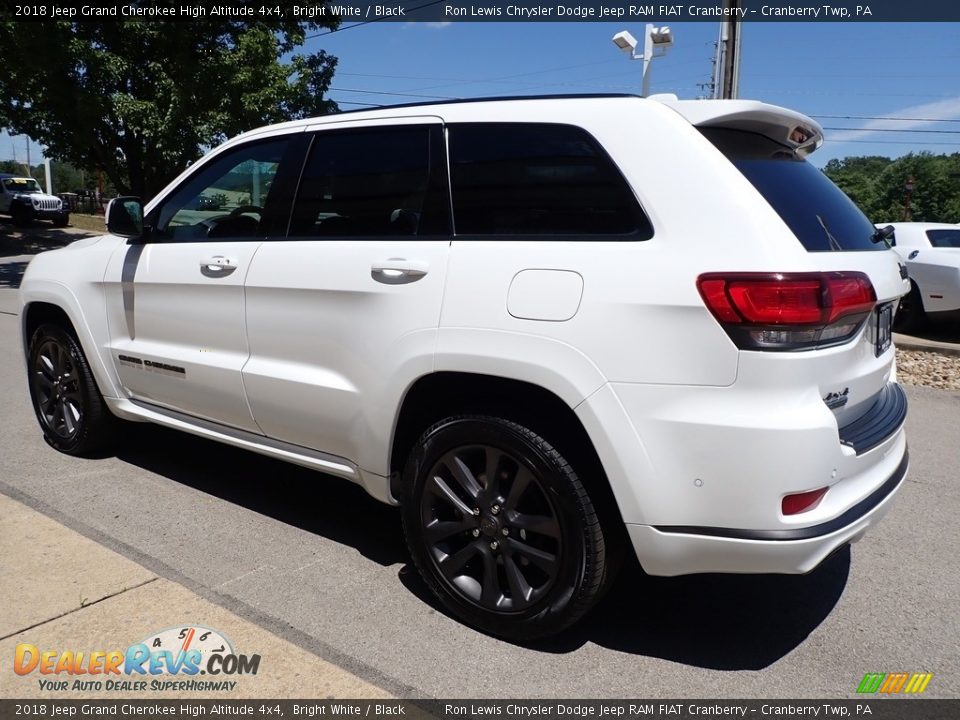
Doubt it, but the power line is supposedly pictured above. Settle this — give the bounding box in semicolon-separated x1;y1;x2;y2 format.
330;87;458;100
822;139;960;146
823;127;960;135
814;114;960;124
335;100;385;107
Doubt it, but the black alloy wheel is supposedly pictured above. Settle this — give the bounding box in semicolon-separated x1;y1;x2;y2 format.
402;415;609;640
27;324;116;455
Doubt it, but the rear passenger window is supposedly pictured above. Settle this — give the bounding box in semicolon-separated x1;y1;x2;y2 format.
289;125;448;237
448;123;651;237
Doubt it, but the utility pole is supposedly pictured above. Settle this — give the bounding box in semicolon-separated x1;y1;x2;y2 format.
902;176;915;221
716;0;743;99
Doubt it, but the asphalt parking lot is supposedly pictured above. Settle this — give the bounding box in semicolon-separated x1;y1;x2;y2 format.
1;229;958;699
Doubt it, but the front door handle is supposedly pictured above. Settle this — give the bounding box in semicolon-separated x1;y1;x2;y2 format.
199;256;238;277
371;258;428;285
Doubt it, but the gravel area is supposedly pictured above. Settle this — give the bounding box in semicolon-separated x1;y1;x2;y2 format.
897;348;960;391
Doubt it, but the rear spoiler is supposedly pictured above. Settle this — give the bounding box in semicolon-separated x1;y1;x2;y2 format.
655;97;824;157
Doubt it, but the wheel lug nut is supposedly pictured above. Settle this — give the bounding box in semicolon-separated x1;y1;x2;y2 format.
489;541;499;551
491;505;500;515
472;508;480;516
501;528;509;536
472;529;480;537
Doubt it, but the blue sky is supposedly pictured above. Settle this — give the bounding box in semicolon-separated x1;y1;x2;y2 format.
3;21;958;169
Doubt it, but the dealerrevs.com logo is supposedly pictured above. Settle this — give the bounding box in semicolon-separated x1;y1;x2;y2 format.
856;673;934;695
13;625;261;692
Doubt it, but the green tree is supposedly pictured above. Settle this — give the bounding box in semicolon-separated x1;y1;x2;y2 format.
824;152;960;224
0;10;339;199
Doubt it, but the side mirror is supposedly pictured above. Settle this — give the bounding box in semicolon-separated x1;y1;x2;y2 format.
106;196;145;239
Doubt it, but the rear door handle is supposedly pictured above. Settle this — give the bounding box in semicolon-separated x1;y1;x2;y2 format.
371;258;428;285
199;256;238;277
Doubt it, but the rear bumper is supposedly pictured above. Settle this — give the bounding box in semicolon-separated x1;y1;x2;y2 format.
628;449;908;575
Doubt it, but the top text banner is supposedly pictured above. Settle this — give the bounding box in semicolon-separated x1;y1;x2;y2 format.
4;1;960;22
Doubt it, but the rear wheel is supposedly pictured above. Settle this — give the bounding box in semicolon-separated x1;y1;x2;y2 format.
893;280;926;333
401;415;609;640
27;323;116;456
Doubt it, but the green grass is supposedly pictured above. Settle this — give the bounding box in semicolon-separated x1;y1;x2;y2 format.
68;213;107;233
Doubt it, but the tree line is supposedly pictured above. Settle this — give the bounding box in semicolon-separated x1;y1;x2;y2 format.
0;12;339;200
823;152;960;224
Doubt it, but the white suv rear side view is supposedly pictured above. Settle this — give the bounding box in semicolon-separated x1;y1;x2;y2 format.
19;95;909;640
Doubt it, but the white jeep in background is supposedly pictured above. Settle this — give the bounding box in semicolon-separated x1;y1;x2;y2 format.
0;173;69;227
19;95;910;640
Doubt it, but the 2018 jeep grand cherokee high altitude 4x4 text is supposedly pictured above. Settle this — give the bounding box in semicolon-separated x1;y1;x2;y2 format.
20;95;910;640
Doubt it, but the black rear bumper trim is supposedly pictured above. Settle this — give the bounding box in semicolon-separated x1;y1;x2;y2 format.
654;449;908;542
838;382;908;455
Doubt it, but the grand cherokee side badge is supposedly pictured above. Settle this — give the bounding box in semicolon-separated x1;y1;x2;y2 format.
823;388;850;409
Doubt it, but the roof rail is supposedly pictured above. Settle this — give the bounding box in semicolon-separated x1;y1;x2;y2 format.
328;92;643;116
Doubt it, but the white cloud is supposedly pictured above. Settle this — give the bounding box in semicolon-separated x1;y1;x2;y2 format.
826;95;960;143
403;21;452;28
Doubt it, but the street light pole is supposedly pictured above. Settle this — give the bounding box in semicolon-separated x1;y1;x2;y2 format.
640;24;654;97
612;25;675;97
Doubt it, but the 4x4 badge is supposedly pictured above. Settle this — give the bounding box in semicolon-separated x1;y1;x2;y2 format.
823;388;850;409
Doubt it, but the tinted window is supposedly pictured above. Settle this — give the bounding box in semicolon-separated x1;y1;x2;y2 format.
703;128;883;253
448;123;650;237
927;229;960;248
289;125;446;237
155;139;290;241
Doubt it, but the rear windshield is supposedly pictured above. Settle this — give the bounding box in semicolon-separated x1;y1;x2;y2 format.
927;229;960;248
702;128;883;253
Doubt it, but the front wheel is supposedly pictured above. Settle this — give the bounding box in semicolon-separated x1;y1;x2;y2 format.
401;415;610;640
11;204;32;227
27;323;116;456
894;280;926;333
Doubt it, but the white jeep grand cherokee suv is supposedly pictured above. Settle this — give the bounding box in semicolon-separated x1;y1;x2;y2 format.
20;95;910;639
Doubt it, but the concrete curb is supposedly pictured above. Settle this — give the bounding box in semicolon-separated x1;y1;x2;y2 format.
894;333;960;358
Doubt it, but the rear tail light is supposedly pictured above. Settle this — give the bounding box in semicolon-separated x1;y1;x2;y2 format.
697;272;876;351
782;487;828;516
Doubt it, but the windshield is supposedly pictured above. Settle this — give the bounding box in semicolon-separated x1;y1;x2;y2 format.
701;128;883;253
927;229;960;248
3;178;41;193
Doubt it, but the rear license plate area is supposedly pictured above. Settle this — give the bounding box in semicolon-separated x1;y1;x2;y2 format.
875;303;893;356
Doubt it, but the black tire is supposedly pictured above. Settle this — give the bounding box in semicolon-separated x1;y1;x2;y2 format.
11;204;32;227
401;415;609;640
893;280;926;334
53;215;69;228
27;323;116;456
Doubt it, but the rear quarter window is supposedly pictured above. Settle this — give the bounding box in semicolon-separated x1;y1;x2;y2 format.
702;128;884;253
447;122;652;238
927;229;960;248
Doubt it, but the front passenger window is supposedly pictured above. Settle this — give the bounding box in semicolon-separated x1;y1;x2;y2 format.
154;139;289;241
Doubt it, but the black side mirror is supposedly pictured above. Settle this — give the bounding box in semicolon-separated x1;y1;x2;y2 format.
106;196;145;239
872;224;896;246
